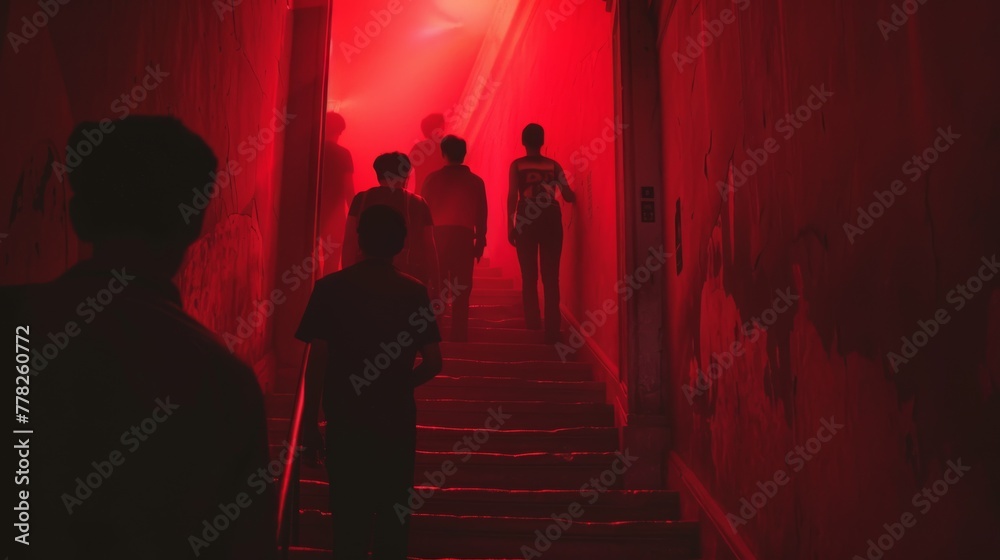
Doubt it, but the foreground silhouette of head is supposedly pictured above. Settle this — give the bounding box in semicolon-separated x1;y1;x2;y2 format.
67;116;217;277
440;135;467;164
357;204;407;258
373;151;412;190
522;123;545;151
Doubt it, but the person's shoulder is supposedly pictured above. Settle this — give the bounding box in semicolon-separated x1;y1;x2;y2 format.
407;190;431;208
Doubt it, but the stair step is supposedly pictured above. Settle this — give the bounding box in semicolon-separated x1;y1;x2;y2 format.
418;377;604;403
269;426;617;460
297;482;680;520
297;451;630;490
467;304;524;320
416;399;615;429
469;289;522;305
469;277;515;290
442;342;567;362
296;512;700;558
446;326;545;344
266;376;602;418
441;316;528;329
442;358;592;381
267;399;614;440
473;266;502;278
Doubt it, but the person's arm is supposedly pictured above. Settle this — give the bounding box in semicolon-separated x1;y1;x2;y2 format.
412;342;443;387
507;162;519;246
554;162;576;203
474;178;488;261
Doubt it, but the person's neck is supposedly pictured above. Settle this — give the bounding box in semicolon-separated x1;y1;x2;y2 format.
361;255;393;264
526;148;542;157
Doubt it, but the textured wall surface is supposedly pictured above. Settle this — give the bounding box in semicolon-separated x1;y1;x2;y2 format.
466;0;621;369
656;0;1000;557
1;0;292;383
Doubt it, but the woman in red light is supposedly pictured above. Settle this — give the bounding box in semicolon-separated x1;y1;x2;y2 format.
507;123;577;343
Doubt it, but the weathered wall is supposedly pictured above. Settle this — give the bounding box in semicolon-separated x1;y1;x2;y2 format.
1;0;292;386
657;0;1000;558
466;0;621;369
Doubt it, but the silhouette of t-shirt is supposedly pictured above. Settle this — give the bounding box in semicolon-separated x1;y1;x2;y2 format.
2;259;274;559
294;258;442;435
510;155;567;218
348;187;434;281
422;164;488;239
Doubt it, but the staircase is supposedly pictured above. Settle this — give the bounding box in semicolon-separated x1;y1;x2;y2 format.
266;258;700;559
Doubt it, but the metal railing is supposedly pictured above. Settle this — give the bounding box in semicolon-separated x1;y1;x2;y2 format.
276;344;311;558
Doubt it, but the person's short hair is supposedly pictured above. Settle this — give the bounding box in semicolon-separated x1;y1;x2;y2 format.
357;205;407;258
328;112;346;137
420;113;445;139
440;135;467;164
67;115;217;247
522;123;544;149
373;152;411;183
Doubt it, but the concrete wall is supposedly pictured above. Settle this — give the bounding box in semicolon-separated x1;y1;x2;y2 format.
656;0;1000;557
1;0;292;387
465;0;621;371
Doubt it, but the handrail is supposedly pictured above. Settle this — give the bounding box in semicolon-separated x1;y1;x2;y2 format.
276;343;311;558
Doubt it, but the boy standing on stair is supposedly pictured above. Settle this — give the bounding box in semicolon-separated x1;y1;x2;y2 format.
507;123;577;344
296;205;444;560
421;135;488;342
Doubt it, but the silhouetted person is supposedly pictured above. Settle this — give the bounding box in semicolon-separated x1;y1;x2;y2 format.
421;135;487;342
296;205;444;560
1;117;275;559
408;113;447;195
319;111;355;275
508;123;577;343
342;152;441;295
